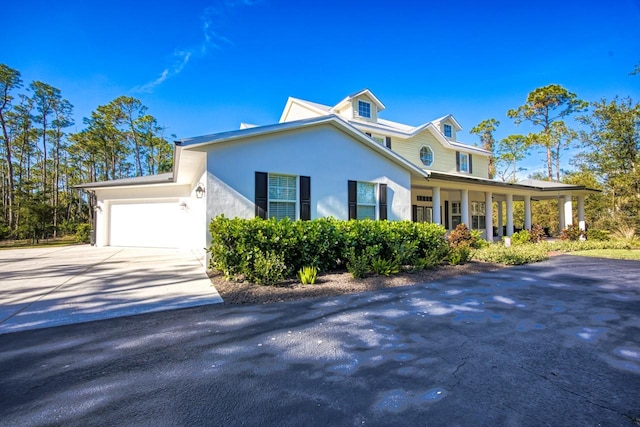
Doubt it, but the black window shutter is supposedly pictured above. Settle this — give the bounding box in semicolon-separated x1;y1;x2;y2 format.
455;152;460;172
348;180;357;220
300;176;311;220
379;183;387;220
444;201;450;229
469;154;473;174
255;172;268;219
412;205;418;222
385;136;392;149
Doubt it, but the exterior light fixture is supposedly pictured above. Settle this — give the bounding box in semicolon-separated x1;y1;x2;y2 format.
93;205;102;212
179;201;188;210
195;183;205;199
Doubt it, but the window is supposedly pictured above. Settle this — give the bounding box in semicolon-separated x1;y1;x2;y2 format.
372;135;384;144
415;206;433;223
268;174;296;220
348;181;386;220
417;195;432;202
459;152;469;173
451;201;462;228
358;100;371;119
444;124;452;138
471;202;486;230
356;182;376;220
420;146;434;166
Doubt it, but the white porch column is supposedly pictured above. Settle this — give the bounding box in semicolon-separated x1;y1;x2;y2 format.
485;192;493;241
497;201;503;237
564;194;573;228
506;193;514;237
524;195;532;231
461;189;469;227
432;187;441;225
558;198;565;230
577;195;585;231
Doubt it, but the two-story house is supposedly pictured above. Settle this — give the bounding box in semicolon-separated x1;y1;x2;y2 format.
78;89;597;255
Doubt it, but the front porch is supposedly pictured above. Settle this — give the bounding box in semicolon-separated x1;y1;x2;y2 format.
411;175;596;240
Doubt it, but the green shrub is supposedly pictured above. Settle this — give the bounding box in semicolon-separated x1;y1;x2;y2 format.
560;224;586;241
529;224;546;243
510;230;531;245
75;223;91;243
371;257;400;276
449;246;472;265
474;243;549;265
345;246;372;279
392;240;420;266
298;266;318;285
586;228;610;241
414;252;442;270
543;239;632;252
208;216;449;284
249;251;286;286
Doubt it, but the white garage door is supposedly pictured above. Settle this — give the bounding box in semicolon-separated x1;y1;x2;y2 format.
109;201;183;248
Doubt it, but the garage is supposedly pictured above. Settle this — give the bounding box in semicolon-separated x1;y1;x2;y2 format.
109;200;184;248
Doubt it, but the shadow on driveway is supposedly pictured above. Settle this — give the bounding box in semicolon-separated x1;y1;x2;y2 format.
0;255;639;426
0;246;222;334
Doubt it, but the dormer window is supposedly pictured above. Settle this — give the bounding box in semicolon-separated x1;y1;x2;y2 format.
358;100;371;119
443;124;452;138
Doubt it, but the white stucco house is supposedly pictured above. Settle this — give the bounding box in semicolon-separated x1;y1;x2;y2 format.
77;89;597;255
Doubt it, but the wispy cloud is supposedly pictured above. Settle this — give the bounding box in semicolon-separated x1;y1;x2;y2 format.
132;1;260;93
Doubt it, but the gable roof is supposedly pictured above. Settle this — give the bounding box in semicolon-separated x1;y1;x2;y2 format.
431;114;463;131
280;95;489;156
330;88;386;113
178;114;432;181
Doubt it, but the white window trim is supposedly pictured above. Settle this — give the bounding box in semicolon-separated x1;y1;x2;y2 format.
268;173;298;220
357;100;372;119
443;124;453;138
451;201;462;228
471;201;486;230
420;145;434;167
372;134;385;145
459;152;470;173
356;181;377;220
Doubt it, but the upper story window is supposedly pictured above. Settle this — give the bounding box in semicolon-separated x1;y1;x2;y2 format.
459;153;469;173
268;174;297;220
443;124;452;138
420;146;434;167
358;100;371;119
457;152;471;173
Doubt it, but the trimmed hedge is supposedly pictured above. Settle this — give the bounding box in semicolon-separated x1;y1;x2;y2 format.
208;216;448;284
473;244;549;265
473;239;634;266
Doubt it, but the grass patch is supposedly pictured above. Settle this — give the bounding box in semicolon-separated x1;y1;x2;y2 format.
570;249;640;261
0;236;79;250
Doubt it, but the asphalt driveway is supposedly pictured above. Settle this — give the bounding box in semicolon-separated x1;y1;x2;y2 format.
0;245;222;334
0;255;639;426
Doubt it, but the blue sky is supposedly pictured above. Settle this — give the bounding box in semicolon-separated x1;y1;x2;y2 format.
4;0;640;176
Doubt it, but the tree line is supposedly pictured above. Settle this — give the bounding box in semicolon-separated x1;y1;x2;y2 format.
1;63;638;241
470;83;640;232
0;64;173;241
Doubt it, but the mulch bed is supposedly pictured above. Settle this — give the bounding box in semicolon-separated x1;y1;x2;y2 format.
208;261;508;304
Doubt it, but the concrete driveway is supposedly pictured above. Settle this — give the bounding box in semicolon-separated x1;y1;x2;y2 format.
0;255;638;426
0;245;222;335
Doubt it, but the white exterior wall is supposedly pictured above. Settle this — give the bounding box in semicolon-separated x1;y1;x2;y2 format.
203;124;412;228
